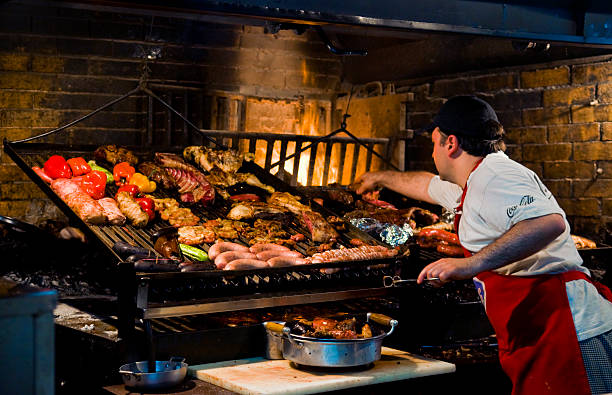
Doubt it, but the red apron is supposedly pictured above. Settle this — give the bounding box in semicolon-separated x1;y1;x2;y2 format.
454;158;611;395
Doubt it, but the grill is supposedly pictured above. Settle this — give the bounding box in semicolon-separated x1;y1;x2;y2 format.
4;139;411;325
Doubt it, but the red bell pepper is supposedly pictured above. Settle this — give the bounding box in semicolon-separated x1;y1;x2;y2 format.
66;157;91;177
113;162;136;186
72;170;107;200
135;197;155;221
43;155;72;179
115;184;140;200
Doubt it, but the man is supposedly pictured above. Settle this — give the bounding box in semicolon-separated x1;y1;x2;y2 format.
355;96;612;395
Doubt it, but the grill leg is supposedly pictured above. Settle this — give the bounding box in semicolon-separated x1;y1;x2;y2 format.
144;319;156;372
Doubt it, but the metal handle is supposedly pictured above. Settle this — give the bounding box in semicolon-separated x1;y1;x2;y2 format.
265;322;285;334
367;313;398;337
383;275;439;287
282;327;304;349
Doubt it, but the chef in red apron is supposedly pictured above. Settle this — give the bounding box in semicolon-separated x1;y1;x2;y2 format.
356;96;612;395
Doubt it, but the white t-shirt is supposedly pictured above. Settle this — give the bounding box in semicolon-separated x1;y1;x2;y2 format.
427;151;612;341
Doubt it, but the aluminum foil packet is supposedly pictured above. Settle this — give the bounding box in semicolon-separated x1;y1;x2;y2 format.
349;218;414;247
379;222;414;247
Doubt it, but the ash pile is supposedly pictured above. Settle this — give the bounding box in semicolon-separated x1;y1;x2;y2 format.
1;211;115;297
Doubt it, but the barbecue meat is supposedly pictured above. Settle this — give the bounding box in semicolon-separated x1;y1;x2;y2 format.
299;210;339;243
183;146;251;173
50;179;105;224
98;197;126;225
327;184;354;206
138;162;175;190
267;192;338;243
572;234;597;249
206;167;274;196
308;245;397;263
164;168;215;205
178;225;216;245
267;192;309;214
146;196;200;227
227;201;288;220
155;152;199;173
116;191;148;227
94;145;138;166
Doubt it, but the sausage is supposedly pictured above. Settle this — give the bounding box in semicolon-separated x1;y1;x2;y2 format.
224;259;269;270
214;251;257;269
113;241;153;258
418;228;459;245
256;250;303;261
180;263;216;272
133;258;180;272
267;256;309;267
349;238;366;247
32;166;53;183
436;243;464;257
249;243;291;254
208;241;250;260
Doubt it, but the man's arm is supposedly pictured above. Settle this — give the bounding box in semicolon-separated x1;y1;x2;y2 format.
354;170;437;204
417;213;566;283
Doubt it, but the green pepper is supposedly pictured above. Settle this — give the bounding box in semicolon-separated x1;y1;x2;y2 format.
88;160;114;184
179;244;209;262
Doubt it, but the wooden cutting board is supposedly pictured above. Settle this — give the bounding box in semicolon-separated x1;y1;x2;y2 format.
188;347;455;395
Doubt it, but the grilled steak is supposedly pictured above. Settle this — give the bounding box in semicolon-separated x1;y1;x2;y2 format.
138;162;175;190
94;145;138;166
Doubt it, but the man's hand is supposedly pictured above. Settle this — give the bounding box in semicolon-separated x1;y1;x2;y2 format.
354;171;386;195
416;214;567;286
417;256;481;286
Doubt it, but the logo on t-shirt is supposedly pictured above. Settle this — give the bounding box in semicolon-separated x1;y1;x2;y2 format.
507;195;535;218
520;195;534;206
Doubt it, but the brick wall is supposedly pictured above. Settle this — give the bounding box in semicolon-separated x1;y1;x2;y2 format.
0;2;342;219
400;57;612;243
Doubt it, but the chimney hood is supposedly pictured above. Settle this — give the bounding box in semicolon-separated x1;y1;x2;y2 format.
56;0;612;47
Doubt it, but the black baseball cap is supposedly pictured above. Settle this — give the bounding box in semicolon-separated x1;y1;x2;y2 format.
422;95;499;138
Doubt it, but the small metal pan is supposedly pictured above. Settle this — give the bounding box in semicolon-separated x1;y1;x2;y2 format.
119;357;187;390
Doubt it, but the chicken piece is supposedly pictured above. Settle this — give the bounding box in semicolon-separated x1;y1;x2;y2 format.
572;235;597;249
98;197;126;225
94;145;138;166
361;323;373;338
178;225;216;245
227;201;288;220
116;191;148;227
183;146;253;173
206;167;274;195
267;192;310;214
233;173;275;194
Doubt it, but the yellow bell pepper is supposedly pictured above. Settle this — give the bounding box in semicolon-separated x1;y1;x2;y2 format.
128;172;156;193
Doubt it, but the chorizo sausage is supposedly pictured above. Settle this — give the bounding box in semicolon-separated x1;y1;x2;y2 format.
256;250;303;261
223;259;269;270
249;243;290;254
436;243;464;257
417;228;459;245
267;256;308;267
214;251;257;269
208;241;250;260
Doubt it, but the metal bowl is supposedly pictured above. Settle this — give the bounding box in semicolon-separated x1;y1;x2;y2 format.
280;313;398;367
119;357;187;390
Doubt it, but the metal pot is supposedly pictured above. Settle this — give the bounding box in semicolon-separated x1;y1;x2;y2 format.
277;313;398;367
119;357;187;390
